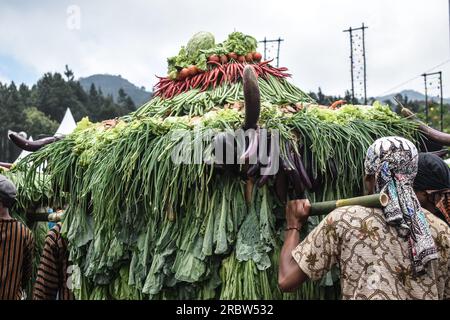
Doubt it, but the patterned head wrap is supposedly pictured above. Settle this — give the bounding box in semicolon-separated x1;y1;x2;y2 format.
364;136;438;274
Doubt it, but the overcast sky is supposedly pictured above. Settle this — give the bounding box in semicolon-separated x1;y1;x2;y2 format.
1;0;449;99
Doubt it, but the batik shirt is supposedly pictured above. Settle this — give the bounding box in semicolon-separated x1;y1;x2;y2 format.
292;205;450;300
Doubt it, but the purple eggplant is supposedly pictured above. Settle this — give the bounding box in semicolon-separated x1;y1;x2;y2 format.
242;66;261;130
247;162;261;177
0;162;12;169
8;131;60;152
240;130;259;163
293;152;312;190
274;169;288;204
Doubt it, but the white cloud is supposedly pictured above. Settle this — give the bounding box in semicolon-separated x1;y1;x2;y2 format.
0;72;9;84
0;0;449;97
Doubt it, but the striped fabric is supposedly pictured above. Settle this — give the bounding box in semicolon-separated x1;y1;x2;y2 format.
33;223;74;300
0;218;34;300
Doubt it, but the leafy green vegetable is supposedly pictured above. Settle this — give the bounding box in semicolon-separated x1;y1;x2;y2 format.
186;31;216;60
224;32;258;55
167;46;191;74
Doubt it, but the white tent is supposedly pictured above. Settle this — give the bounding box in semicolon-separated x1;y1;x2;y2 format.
55;108;76;136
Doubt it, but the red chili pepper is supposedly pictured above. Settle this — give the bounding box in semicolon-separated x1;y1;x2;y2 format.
207;61;222;67
212;68;220;89
258;59;274;67
167;84;176;98
201;74;210;91
237;63;244;79
191;73;202;89
186;77;193;90
230;63;237;82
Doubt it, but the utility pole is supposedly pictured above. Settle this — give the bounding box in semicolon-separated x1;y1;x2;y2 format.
421;71;444;130
343;23;368;104
259;37;284;67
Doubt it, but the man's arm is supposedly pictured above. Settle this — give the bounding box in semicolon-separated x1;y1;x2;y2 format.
278;199;311;292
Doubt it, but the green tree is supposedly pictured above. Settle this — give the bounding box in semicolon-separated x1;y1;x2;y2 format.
23;107;59;138
33;72;88;122
64;65;74;81
117;88;135;112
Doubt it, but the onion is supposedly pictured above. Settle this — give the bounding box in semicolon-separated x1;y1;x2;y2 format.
252;52;262;61
220;55;228;64
245;53;253;62
208;55;220;63
228;52;238;61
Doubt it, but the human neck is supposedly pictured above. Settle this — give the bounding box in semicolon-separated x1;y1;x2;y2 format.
0;209;12;220
422;202;437;214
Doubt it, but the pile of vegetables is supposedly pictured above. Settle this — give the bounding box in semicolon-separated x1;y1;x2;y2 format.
9;31;422;300
167;31;262;81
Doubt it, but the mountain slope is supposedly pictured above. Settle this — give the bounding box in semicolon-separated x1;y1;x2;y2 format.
79;74;152;106
376;89;450;104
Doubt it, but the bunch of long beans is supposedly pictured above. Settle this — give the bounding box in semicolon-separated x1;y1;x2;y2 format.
134;75;314;118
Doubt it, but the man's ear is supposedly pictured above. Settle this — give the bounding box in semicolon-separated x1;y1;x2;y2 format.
364;174;375;195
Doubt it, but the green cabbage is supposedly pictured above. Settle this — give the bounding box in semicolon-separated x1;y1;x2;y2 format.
186;31;215;60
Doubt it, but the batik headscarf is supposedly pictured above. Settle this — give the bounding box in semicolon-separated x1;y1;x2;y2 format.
364;136;438;274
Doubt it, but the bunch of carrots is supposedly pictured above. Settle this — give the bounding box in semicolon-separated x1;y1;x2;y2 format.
154;59;290;99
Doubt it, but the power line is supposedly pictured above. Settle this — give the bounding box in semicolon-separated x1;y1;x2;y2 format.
378;59;450;96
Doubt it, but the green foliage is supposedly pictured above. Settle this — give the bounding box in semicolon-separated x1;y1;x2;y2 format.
223;32;258;56
23;107;59;138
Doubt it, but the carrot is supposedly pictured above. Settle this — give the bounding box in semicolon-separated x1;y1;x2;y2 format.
329;100;346;109
208;54;220;63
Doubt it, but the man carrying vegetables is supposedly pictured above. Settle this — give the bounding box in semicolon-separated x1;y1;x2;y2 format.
414;152;450;226
278;137;450;299
0;175;34;300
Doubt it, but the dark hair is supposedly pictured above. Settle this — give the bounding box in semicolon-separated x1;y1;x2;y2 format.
414;153;450;191
0;195;15;209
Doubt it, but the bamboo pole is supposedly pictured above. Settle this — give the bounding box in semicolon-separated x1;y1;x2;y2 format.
27;211;64;222
310;193;388;216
